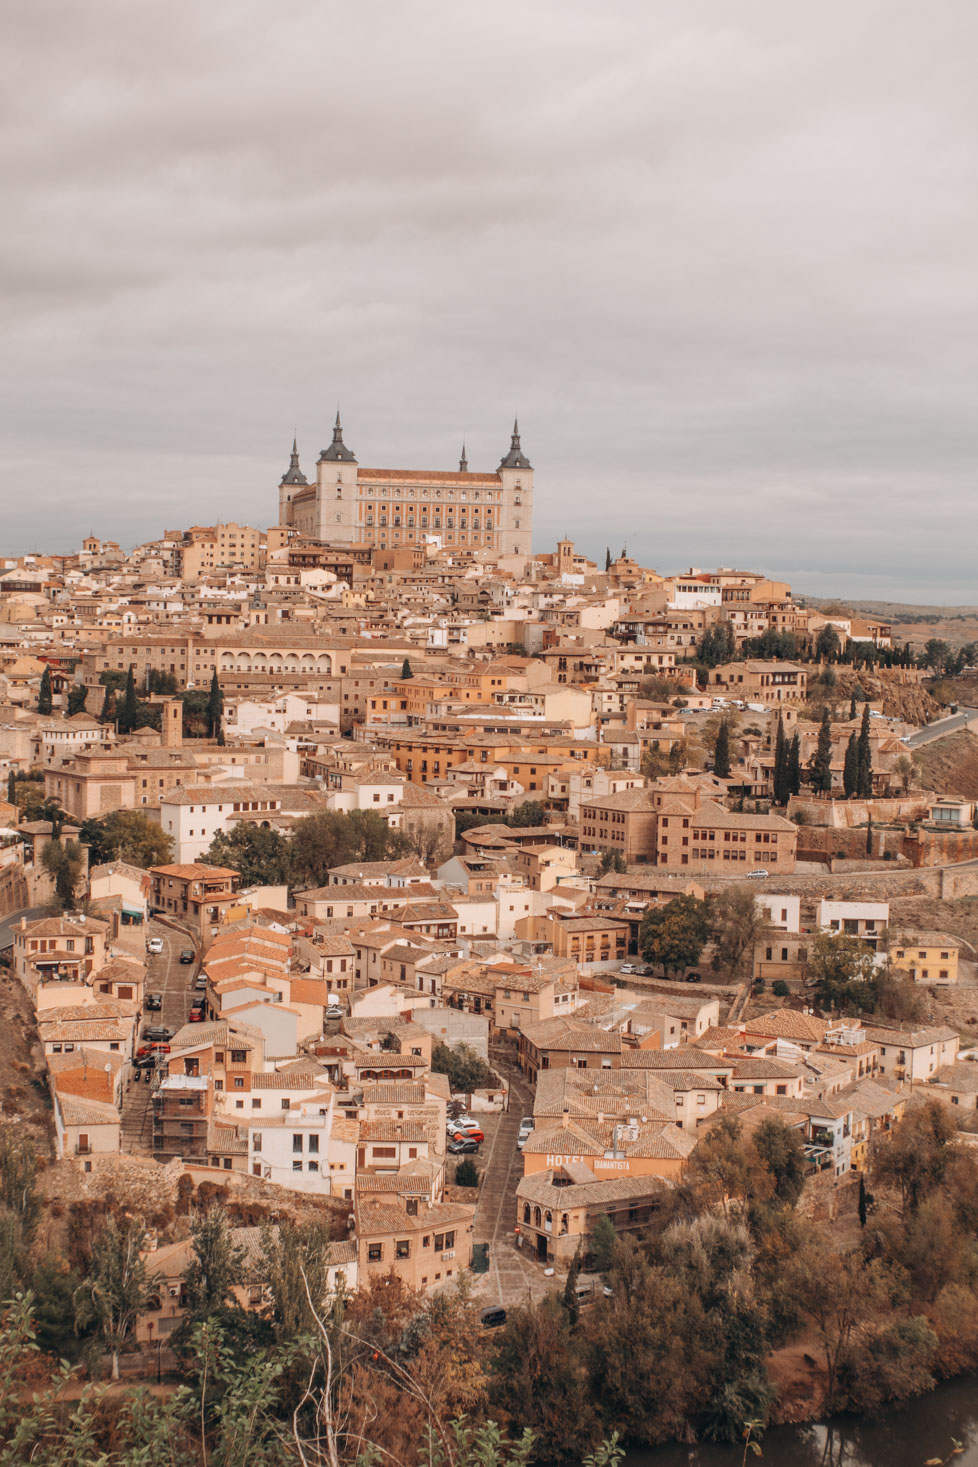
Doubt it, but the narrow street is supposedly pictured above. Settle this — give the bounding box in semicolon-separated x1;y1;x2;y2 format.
121;921;199;1155
473;1047;552;1308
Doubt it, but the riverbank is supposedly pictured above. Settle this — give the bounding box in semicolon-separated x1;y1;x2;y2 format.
627;1369;978;1466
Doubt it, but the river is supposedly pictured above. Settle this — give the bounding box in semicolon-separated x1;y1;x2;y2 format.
628;1374;978;1466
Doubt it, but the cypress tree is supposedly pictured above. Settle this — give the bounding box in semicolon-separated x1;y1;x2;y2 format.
857;704;873;797
842;732;859;799
849;693;857;721
858;1173;867;1228
6;771;15;804
812;707;833;794
99;682;115;725
400;657;413;680
787;733;801;796
37;667;53;716
206;670;224;740
605;547;612;572
866;815;874;857
117;665;138;735
773;714;787;805
713;720;731;779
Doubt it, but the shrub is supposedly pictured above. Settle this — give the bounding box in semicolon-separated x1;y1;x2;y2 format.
772;980;790;997
454;1159;479;1188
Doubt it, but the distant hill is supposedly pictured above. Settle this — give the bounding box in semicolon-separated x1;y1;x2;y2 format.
801;597;978;649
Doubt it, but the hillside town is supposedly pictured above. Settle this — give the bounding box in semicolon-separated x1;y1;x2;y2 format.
1;423;977;1391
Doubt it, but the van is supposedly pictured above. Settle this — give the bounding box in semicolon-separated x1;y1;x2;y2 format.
480;1307;507;1329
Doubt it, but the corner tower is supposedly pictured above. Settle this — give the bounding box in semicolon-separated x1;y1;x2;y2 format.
278;437;308;526
496;419;534;556
315;412;359;541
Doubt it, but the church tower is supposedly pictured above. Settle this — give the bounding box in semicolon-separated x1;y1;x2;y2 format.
314;412;359;541
278;437;307;525
496;419;534;556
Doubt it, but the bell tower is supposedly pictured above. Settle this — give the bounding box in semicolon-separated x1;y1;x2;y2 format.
496;418;534;556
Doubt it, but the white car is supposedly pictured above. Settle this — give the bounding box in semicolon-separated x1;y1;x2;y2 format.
517;1117;534;1150
146;936;164;955
620;963;637;974
747;868;769;880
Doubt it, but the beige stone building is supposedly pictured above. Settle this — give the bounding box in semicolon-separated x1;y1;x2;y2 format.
277;416;534;557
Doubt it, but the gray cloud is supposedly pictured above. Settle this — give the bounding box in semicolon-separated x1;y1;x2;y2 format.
2;0;976;599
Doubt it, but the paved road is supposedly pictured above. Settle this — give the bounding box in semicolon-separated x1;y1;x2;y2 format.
905;707;978;749
473;1051;552;1308
0;905;49;955
121;920;199;1153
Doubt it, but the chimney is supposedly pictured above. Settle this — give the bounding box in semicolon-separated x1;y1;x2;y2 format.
561;1107;569;1129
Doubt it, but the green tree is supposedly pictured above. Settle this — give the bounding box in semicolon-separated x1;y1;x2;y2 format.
640;743;669;780
259;1218;334;1343
598;848;626;875
508;800;546;828
205;824;292;887
713;720;731;778
638;894;712;975
710;886;766;982
74;1214;149;1379
490;1295;599;1460
99;681;116;724
751;1116;806;1208
589;1213;617;1273
605;547;612;572
41;838;84;911
432;1042;494;1093
872;1099;957;1216
79;809;174;869
807;930;879;1012
811;707;833;793
36;667;53;716
849;693;857;720
842;731;859;798
856;704;873;798
454;1158;479;1188
787;732;801;796
772;715;787;804
65;684;88;716
290;808;410;888
182;1207;245;1320
206;670;224;741
815;625;841;663
401;657;414;679
117;664;139;735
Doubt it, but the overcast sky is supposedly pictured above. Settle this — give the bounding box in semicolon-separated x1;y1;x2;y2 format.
3;2;977;601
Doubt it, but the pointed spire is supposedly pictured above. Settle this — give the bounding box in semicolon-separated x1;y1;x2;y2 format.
279;435;307;487
498;416;532;470
319;409;356;463
459;442;468;473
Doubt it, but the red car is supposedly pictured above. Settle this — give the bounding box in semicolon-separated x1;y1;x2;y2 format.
447;1122;484;1144
136;1043;170;1059
189;1008;205;1022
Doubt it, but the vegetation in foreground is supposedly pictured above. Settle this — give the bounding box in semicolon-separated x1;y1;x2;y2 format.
3;1098;978;1462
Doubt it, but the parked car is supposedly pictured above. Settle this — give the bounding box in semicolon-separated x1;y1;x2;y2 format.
448;1136;479;1154
747;869;769;880
480;1306;507;1329
517;1117;534;1149
188;1008;205;1022
179;948;195;964
145;993;162;1011
324;1004;343;1020
685;972;702;983
447;1122;485;1143
193;975;207;991
143;1025;172;1042
620;963;637;974
146;937;164;955
136;1043;170;1059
